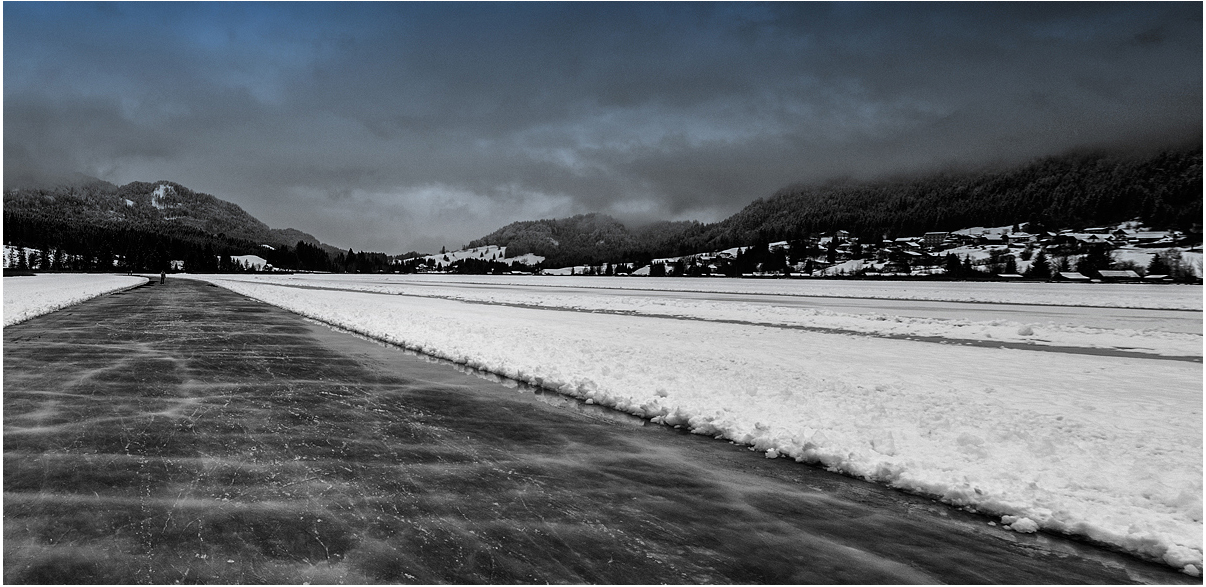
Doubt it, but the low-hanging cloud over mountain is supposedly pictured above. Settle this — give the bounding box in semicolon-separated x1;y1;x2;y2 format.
5;2;1201;253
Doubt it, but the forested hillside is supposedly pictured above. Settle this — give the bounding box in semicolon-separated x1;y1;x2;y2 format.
4;178;333;248
469;214;664;266
3;177;347;272
704;146;1202;249
471;146;1202;267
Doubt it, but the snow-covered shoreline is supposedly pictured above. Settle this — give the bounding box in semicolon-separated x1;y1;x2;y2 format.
185;273;1202;573
3;274;148;326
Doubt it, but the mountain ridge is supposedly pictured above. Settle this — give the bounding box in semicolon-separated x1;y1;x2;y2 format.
469;146;1202;267
4;176;341;256
4;144;1200;273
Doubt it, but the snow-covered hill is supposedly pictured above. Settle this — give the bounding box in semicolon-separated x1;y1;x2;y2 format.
411;244;545;270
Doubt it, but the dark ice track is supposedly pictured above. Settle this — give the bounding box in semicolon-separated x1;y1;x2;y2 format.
2;279;1194;584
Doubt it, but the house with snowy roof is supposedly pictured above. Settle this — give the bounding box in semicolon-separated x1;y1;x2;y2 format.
1097;269;1141;282
1133;231;1172;245
922;232;948;248
1055;271;1091;281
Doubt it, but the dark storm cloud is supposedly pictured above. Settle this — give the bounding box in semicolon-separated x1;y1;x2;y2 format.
5;2;1201;252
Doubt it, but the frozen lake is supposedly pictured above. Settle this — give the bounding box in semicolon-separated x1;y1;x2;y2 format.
8;278;1193;583
9;272;1203;573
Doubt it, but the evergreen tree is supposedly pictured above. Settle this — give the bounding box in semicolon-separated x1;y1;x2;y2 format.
987;249;1004;274
1077;244;1110;276
767;247;788;273
787;238;807;264
1156;249;1196;282
1146;251;1170;276
944;253;963;277
1027;250;1051;279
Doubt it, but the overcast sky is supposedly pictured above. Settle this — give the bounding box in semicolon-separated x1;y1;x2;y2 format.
5;2;1202;253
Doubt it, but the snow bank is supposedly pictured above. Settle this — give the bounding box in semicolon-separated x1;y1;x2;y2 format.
187;274;1203;571
3;274;147;326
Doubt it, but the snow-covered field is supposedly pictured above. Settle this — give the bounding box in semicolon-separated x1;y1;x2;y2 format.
200;273;1202;358
3;274;147;326
376;273;1202;310
186;273;1203;573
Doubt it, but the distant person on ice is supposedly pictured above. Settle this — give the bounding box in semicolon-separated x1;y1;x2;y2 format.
160;271;165;284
